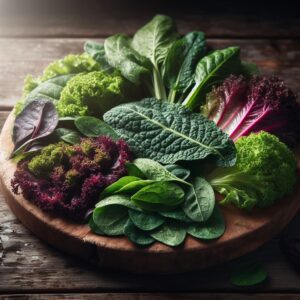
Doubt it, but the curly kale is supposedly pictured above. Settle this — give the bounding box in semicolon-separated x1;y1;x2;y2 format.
208;131;297;209
11;136;132;221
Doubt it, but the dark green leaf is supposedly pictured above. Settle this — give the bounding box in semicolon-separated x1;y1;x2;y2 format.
240;61;260;77
124;219;155;246
187;206;225;239
230;263;268;287
75;116;119;139
150;221;186;246
160;209;193;223
129;209;165;231
183;177;215;222
164;31;206;97
183;47;241;110
104;99;237;167
165;164;191;180
118;180;154;195
92;205;128;236
131;181;185;211
89;217;104;235
96;195;140;211
55;128;81;144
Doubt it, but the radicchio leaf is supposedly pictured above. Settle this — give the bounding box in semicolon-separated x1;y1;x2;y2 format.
12;100;59;155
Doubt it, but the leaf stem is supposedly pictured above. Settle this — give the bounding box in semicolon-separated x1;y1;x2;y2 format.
153;67;167;100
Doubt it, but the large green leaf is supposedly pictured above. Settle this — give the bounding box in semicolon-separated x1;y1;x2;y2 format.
104;98;236;166
128;209;165;231
163;31;206;100
132;15;178;70
104;34;151;85
183;47;241;110
124;220;155;246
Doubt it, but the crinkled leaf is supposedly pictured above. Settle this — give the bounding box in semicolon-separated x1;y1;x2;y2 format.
104;98;236;166
129;209;165;231
183;177;215;222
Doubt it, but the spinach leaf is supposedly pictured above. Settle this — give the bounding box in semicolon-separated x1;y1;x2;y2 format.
117;180;154;195
150;221;186;247
132;15;178;99
101;176;142;198
163;31;206;102
84;41;113;72
55;128;81;145
160;209;193;223
12;100;59;155
126;162;146;179
93;205;128;236
128;209;165;231
230;262;268;287
89;217;104;235
131;181;185;211
96;195;140;211
24;74;74;107
182;47;241;110
104;98;236;166
124;219;155;246
75;116;119;139
183;177;215;222
165;164;191;181
187;206;225;239
104;34;151;85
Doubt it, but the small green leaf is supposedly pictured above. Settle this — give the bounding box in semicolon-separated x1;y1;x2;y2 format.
55;128;81;145
75;116;119;139
129;209;165;231
230;263;268;287
183;177;215;222
150;221;186;247
187;206;225;239
93;205;128;236
124;219;155;246
131;181;185;211
96;195;140;211
101;176;142;197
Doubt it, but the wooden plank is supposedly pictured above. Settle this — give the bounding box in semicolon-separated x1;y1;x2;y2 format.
0;0;299;38
1;294;300;300
0;38;299;109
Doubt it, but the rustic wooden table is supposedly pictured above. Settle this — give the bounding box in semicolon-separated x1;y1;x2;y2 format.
0;1;300;299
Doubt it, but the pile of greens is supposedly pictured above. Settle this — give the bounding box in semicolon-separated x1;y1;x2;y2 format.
10;14;299;248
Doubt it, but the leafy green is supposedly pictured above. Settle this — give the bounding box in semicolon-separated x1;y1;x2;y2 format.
104;34;151;85
89;217;104;235
84;41;113;72
163;31;206;102
240;61;260;77
183;177;215;222
182;47;241;110
75;116;119;139
187;206;225;239
104;98;236;166
93;205;128;236
95;195;139;211
55;128;82;145
165;164;191;180
101;176;142;197
124;220;155;246
230;262;268;286
160;209;193;223
131;181;185;211
150;221;186;246
209;132;297;209
132;15;178;100
128;209;165;231
125;162;146;179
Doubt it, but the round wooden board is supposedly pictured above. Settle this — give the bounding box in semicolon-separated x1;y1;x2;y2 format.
1;112;300;274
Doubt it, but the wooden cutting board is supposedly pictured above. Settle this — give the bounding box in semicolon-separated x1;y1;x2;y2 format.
1;112;299;274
